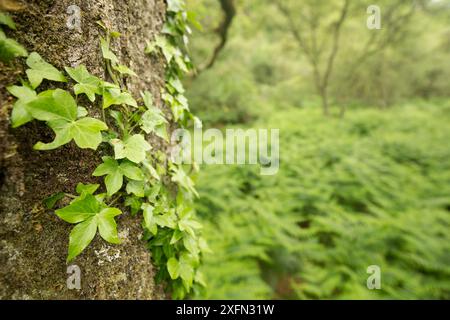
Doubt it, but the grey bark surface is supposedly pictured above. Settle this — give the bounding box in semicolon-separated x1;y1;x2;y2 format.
0;0;168;299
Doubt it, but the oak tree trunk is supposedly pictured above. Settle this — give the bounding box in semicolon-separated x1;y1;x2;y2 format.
0;0;168;299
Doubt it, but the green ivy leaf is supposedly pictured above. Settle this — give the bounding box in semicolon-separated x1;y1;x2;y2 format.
103;85;138;109
100;37;119;64
112;134;151;164
65;65;103;102
112;64;137;76
97;207;121;244
6;84;36;128
167;257;180;279
142;203;157;235
76;183;100;196
126;180;145;197
0;29;28;62
170;165;198;197
56;193;100;224
26;89;77;122
26;89;107;150
125;195;143;215
140;106;167;134
25;52;67;89
167;0;185;13
56;194;122;261
42;192;65;209
141;91;154;109
93;156;144;196
0;12;16;29
67;216;98;262
166;253;194;286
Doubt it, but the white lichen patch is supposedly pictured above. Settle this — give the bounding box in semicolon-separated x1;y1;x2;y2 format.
94;245;121;266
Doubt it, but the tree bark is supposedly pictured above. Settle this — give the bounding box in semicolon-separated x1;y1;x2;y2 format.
0;0;168;299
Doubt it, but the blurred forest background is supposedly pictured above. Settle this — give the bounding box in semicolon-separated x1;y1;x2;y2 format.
183;0;450;299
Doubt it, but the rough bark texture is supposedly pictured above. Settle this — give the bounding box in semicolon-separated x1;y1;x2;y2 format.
0;0;168;299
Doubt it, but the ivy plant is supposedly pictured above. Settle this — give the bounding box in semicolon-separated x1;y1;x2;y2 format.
6;0;205;299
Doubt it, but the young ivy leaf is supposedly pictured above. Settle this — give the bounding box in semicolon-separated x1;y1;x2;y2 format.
55;194;122;261
25;52;67;89
112;64;137;77
102;85;138;109
140;107;167;134
26;89;108;150
0;29;28;62
6;84;36;128
65;65;103;102
100;37;119;65
112;134;151;164
76;183;100;197
126;180;145;197
166;253;194;287
93;156;144;196
0;12;16;29
141;203;157;235
167;0;185;13
141;91;154;109
170;164;198;197
42;192;65;209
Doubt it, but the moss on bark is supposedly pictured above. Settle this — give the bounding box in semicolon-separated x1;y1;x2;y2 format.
0;0;168;299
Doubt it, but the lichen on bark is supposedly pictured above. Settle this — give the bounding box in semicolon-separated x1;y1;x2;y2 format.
0;0;169;299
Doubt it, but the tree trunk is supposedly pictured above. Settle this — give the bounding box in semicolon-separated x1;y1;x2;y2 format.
0;0;167;299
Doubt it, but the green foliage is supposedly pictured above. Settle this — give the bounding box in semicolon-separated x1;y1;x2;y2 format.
6;3;205;299
93;157;144;196
56;193;122;261
0;12;27;62
65;65;103;102
194;105;450;299
25;52;67;88
26;88;108;150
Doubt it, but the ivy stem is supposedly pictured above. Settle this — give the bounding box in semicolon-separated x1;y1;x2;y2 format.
65;193;77;199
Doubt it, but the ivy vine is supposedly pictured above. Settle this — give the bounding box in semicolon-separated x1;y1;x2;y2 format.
4;0;206;299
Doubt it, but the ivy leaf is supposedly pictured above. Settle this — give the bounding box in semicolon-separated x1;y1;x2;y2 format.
166;253;194;285
140;107;167;134
98;207;121;244
141;91;154;109
26;89;77;122
112;64;137;76
56;194;122;261
77;106;88;117
65;65;102;102
76;183;100;196
0;12;16;29
142;203;157;235
103;85;137;109
170;165;198;197
93;156;144;196
56;194;100;224
70;117;108;149
25;52;67;89
100;37;119;64
125;195;143;215
167;0;184;13
179;253;195;287
126;180;145;197
6;85;36;128
67;216;98;262
155;124;169;142
27;89;107;150
42;192;65;209
167;257;180;279
112;134;151;164
0;29;28;62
